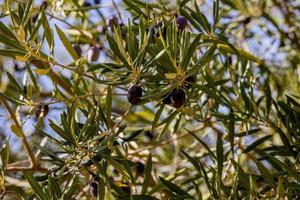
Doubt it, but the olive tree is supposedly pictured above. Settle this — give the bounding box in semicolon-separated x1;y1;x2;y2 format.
0;0;299;199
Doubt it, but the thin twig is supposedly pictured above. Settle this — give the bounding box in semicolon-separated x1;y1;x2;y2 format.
7;159;30;167
0;96;37;168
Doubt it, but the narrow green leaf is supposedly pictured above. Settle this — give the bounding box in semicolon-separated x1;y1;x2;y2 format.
213;0;220;28
6;72;26;98
0;22;17;39
106;86;112;128
0;137;10;170
123;0;145;16
194;84;225;105
216;132;223;176
144;49;166;69
123;129;144;142
29;13;43;42
268;154;300;182
151;104;165;131
181;150;202;174
62;176;82;200
159;177;193;199
276;178;285;198
226;111;235;155
100;154;131;181
141;153;152;195
235;128;261;137
149;169;186;195
187;44;216;76
0;34;23;49
243;135;272;153
255;160;276;190
192;0;211;33
55;25;79;60
49;120;75;145
21;0;33;25
0;49;26;57
231;159;250;190
185;128;217;160
180;34;201;69
24;172;49;200
41;11;54;51
25;62;39;94
107;34;130;68
48;176;62;199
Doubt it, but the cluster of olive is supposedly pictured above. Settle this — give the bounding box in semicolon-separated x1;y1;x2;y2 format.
127;75;194;108
127;16;192;108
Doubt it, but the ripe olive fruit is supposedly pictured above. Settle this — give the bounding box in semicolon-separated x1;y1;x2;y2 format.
176;16;188;31
127;85;143;105
170;88;186;108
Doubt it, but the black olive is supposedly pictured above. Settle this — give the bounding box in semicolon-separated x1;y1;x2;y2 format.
127;85;143;105
170;88;186;108
176;16;188;31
